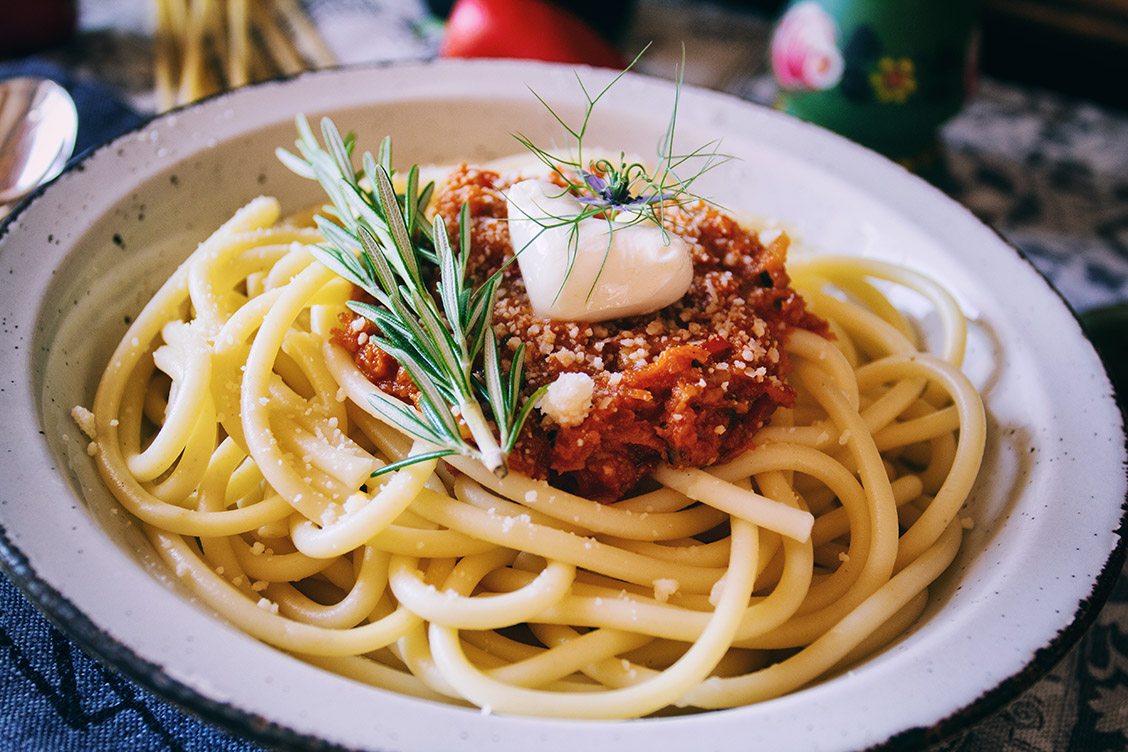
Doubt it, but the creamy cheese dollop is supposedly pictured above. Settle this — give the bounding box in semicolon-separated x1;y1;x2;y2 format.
505;179;693;322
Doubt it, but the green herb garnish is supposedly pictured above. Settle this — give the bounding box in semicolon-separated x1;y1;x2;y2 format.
278;115;545;478
511;48;727;300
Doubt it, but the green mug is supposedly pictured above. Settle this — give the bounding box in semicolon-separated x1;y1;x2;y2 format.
770;0;979;167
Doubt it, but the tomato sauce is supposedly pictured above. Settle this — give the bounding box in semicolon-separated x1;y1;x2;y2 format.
334;164;826;501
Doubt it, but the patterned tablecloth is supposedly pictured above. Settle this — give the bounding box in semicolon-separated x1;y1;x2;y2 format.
1;1;1126;749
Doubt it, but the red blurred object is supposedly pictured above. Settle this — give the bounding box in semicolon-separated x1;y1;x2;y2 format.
440;0;626;68
0;0;77;58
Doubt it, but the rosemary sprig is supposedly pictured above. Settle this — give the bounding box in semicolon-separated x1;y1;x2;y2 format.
277;115;545;478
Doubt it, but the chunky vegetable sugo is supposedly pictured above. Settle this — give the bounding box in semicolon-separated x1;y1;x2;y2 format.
334;163;827;501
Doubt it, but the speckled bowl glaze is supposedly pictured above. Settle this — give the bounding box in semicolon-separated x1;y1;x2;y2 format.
0;60;1125;752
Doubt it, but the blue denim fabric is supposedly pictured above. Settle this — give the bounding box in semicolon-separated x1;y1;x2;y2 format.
0;574;263;751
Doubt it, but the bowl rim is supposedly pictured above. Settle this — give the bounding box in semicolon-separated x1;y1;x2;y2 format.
1;57;1126;752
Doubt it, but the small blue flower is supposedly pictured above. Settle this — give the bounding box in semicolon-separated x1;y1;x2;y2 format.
583;172;609;195
576;164;675;210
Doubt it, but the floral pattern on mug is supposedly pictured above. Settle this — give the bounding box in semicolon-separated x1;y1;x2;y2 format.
770;1;845;91
870;57;918;103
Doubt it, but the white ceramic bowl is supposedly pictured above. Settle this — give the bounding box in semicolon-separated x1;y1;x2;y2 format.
0;60;1125;752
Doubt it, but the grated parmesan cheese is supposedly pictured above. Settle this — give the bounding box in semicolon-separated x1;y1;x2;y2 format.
758;227;783;246
71;405;97;440
653;578;680;603
537;372;595;428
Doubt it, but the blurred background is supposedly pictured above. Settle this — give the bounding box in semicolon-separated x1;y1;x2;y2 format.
6;0;1128;104
693;0;1128;108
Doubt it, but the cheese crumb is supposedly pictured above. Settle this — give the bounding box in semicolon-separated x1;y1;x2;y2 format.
343;493;366;513
537;372;595;428
320;505;341;526
759;227;783;246
708;575;727;607
653;578;679;603
71;405;97;440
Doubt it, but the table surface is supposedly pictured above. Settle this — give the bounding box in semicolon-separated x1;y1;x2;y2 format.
2;0;1127;750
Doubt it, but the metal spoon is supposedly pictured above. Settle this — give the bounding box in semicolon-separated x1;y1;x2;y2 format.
0;77;78;215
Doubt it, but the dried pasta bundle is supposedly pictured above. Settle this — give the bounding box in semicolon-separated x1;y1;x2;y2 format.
154;0;334;110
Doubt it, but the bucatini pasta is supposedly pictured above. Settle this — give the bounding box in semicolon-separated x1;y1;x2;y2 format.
85;146;985;718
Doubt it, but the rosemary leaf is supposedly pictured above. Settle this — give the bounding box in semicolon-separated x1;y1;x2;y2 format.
506;384;548;455
370;449;457;479
280;114;531;477
434;215;466;347
364;388;443;446
483;329;508;445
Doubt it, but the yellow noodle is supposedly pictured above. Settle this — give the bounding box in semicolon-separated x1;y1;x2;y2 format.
86;197;987;718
